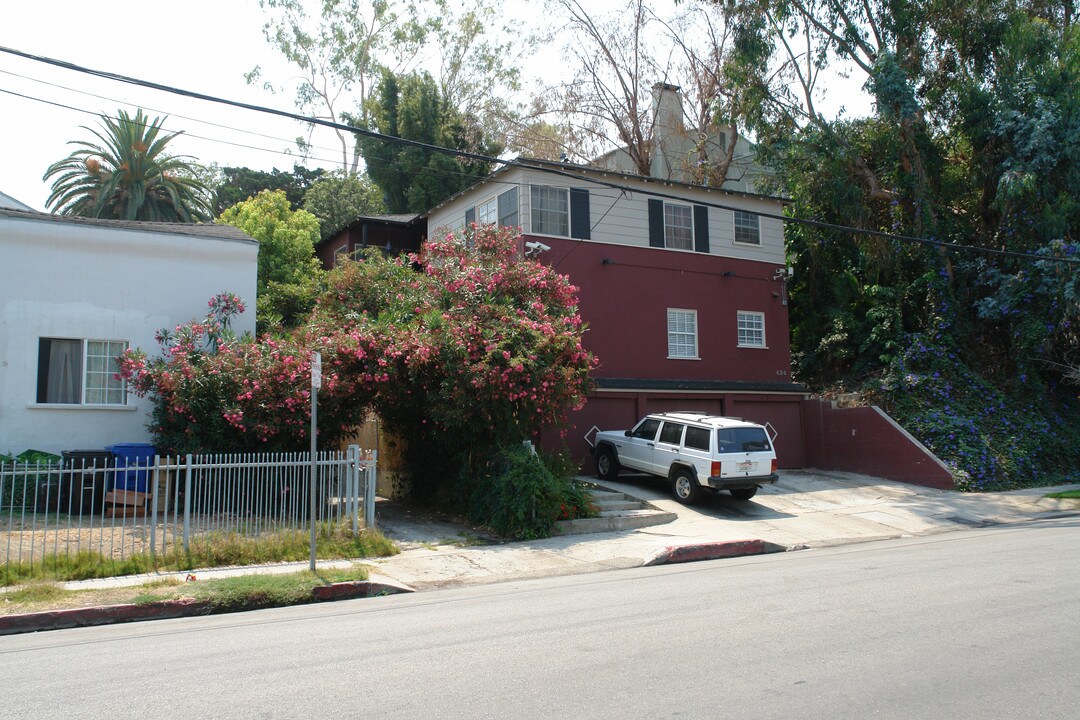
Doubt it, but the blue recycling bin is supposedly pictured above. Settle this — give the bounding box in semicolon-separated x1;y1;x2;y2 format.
107;443;156;492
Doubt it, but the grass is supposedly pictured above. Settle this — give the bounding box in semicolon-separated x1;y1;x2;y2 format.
2;565;373;617
0;524;397;587
1045;490;1080;499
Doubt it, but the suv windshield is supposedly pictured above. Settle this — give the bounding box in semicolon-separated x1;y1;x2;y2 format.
716;427;771;453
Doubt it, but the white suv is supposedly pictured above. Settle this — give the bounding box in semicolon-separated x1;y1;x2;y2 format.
592;412;778;504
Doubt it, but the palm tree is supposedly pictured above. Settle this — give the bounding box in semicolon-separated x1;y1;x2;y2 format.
43;109;212;222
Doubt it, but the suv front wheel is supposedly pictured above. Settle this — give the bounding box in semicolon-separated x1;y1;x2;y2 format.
595;447;619;481
671;468;701;504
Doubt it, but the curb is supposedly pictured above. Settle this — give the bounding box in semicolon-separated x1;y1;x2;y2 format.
643;539;787;566
0;579;414;636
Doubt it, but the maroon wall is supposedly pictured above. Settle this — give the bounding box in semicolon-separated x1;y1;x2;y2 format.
801;399;954;489
543;391;807;470
538;236;793;384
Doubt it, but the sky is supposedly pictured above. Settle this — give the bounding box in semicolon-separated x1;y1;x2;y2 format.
0;0;870;213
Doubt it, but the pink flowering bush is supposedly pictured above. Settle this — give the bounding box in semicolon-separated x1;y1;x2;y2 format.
119;226;595;525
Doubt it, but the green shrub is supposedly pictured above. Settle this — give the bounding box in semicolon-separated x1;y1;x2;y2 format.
466;445;595;540
870;333;1080;491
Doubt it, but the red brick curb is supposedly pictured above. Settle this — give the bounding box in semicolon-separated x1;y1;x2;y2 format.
1;580;413;636
0;599;212;636
643;539;783;566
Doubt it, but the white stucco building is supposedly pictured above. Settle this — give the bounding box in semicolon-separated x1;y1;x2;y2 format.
0;206;258;455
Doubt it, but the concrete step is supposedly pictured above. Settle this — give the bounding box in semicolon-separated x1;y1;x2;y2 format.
554;484;676;536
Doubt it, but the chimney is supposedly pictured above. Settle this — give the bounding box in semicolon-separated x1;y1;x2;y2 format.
651;82;685;180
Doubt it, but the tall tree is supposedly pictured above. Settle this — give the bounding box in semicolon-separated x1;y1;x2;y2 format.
358;71;501;213
43;109;211;222
217;190;324;331
252;0;530;173
537;0;744;180
302;170;387;240
211;164;324;216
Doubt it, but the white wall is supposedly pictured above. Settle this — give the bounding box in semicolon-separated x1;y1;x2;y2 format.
427;165;786;266
0;215;257;455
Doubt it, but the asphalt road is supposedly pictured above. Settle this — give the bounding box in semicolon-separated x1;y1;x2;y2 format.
2;519;1078;719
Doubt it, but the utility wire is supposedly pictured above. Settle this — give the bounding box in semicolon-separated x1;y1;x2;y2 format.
2;45;1077;266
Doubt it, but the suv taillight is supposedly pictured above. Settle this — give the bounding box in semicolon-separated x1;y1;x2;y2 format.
771;458;778;473
711;461;721;477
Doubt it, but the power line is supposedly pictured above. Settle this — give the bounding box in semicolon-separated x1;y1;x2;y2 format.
2;44;1076;266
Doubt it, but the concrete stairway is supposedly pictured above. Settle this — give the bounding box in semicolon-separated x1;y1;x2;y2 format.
554;484;676;536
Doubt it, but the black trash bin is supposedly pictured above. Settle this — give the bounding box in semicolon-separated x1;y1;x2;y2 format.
60;450;113;515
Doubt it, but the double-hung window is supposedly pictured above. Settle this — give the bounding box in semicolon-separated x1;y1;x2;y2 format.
477;197;498;225
664;203;694;250
37;338;128;405
734;210;761;245
530;185;570;237
667;309;698;359
737;311;766;348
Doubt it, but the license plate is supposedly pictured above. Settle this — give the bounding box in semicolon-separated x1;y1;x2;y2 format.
738;461;754;472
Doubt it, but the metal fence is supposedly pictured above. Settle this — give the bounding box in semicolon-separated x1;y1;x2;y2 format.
1;447;376;569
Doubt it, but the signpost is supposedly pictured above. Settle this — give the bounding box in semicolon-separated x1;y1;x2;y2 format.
309;352;321;572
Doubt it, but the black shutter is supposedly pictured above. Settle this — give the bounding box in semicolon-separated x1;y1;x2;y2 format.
465;207;475;225
648;199;664;247
569;188;591;239
694;205;710;253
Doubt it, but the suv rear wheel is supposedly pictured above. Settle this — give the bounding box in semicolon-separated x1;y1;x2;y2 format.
595;447;619;481
729;486;758;501
671;468;701;504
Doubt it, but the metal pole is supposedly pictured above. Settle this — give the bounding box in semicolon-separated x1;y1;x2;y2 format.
365;449;377;529
309;351;321;572
183;454;193;553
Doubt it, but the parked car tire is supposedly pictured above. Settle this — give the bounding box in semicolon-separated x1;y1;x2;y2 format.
671;468;701;504
595;447;620;481
729;486;758;501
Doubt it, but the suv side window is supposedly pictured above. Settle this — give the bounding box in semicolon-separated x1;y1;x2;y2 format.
631;418;661;440
684;426;711;451
658;422;685;445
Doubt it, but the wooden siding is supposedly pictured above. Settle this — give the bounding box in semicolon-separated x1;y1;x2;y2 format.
427;166;785;266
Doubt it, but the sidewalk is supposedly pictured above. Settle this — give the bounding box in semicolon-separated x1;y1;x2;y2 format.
4;471;1077;629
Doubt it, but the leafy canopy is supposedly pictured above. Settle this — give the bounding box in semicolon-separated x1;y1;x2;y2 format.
43;108;211;222
217;190;324;331
358;71;501;213
302;169;387;240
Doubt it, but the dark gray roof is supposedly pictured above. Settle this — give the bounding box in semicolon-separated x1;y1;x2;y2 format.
0;207;258;244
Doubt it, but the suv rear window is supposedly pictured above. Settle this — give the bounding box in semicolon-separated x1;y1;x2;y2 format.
716;427;771;453
684;426;711;451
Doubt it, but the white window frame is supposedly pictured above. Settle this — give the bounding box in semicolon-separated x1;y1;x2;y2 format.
37;337;129;406
664;202;694;250
737;311;767;348
497;186;519;228
667;308;699;359
476;196;498;225
733;210;761;245
529;185;570;238
334;243;349;266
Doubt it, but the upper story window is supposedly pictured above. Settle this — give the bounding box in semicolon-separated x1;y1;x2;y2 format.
477;197;498;225
737;311;766;348
667;308;698;359
530;185;569;237
498;187;519;227
664;203;694;250
466;187;518;229
37;338;128;405
734;210;761;245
